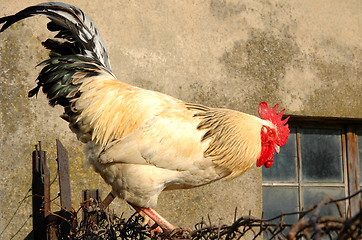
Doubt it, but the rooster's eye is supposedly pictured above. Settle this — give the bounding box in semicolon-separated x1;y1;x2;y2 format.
269;130;274;136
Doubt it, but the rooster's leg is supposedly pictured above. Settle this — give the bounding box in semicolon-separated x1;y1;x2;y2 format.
129;203;176;233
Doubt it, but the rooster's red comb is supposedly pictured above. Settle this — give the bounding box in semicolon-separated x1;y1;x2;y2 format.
258;102;290;146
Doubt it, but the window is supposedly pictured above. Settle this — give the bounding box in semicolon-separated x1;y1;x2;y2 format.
262;117;361;222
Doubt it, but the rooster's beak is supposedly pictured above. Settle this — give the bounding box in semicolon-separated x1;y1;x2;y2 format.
275;145;280;154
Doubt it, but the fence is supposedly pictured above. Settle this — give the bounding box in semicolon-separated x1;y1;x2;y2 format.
31;140;117;239
2;140;362;239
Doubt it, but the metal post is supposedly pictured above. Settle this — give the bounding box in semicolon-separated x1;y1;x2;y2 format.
32;143;48;240
83;189;101;226
56;139;73;239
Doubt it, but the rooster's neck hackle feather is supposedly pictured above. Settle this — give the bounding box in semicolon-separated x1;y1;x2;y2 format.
187;104;266;179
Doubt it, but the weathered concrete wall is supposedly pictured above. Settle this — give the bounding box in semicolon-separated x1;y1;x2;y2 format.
0;0;361;238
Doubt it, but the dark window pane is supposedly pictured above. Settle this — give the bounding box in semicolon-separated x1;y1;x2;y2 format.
300;129;343;183
303;187;345;217
263;187;299;224
263;128;297;182
357;130;362;184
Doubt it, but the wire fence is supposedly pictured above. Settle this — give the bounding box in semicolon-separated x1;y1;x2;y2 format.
2;190;361;240
1;182;361;240
64;190;360;239
1;140;361;239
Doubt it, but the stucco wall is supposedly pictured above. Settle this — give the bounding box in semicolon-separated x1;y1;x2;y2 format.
0;0;361;238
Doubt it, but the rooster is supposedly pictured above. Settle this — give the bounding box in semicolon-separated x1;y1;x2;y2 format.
0;2;290;233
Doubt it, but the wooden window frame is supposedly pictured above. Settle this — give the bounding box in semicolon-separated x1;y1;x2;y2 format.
262;115;362;217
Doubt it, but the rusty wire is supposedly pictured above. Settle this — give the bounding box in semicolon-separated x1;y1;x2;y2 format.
68;198;151;240
0;188;32;239
58;190;361;240
1;189;360;239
